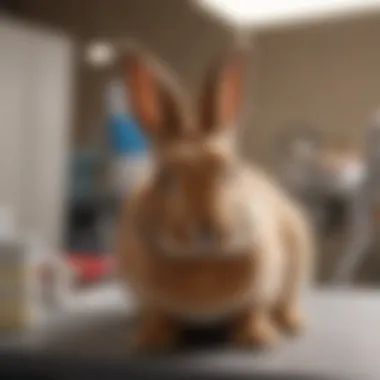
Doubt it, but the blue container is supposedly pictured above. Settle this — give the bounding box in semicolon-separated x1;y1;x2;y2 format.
108;113;149;157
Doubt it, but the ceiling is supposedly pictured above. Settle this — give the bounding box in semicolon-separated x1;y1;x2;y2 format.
14;0;210;39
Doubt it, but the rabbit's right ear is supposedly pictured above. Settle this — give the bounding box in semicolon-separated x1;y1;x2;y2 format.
199;47;247;134
123;47;190;141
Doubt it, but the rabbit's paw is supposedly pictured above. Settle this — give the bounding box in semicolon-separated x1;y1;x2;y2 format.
273;304;306;336
232;310;280;349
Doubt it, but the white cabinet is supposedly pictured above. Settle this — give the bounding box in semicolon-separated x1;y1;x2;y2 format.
0;15;74;251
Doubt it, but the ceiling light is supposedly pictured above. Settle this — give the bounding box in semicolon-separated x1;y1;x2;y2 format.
85;41;116;68
196;0;380;28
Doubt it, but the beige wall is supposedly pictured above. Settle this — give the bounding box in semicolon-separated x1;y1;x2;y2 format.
246;14;380;168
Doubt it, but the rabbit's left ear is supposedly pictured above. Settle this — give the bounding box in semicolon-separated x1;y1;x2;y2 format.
199;47;247;133
123;45;191;142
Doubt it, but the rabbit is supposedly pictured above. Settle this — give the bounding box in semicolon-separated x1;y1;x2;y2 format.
115;44;314;352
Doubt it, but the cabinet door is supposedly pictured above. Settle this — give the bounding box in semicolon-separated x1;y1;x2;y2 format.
0;16;74;250
0;18;33;230
23;26;74;250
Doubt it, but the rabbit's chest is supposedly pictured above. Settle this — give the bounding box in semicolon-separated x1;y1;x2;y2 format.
142;254;257;322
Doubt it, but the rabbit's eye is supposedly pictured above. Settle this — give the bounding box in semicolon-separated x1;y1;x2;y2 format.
157;167;178;193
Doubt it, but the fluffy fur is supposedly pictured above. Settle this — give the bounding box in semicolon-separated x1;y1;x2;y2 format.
116;44;314;351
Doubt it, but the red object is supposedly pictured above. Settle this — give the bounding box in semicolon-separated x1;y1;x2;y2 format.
67;254;114;283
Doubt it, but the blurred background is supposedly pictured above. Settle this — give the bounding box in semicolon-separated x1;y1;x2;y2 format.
2;0;380;331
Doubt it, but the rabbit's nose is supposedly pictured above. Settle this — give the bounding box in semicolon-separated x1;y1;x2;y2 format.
196;219;217;246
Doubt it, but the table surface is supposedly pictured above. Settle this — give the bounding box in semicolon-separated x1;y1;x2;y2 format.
1;287;379;380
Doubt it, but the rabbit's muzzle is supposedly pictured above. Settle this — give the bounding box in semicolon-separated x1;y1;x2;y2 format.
138;200;256;259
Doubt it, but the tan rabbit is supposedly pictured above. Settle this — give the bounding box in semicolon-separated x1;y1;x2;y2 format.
116;44;314;352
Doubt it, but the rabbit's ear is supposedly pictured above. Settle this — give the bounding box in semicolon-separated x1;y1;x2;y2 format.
199;47;247;133
123;47;191;141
